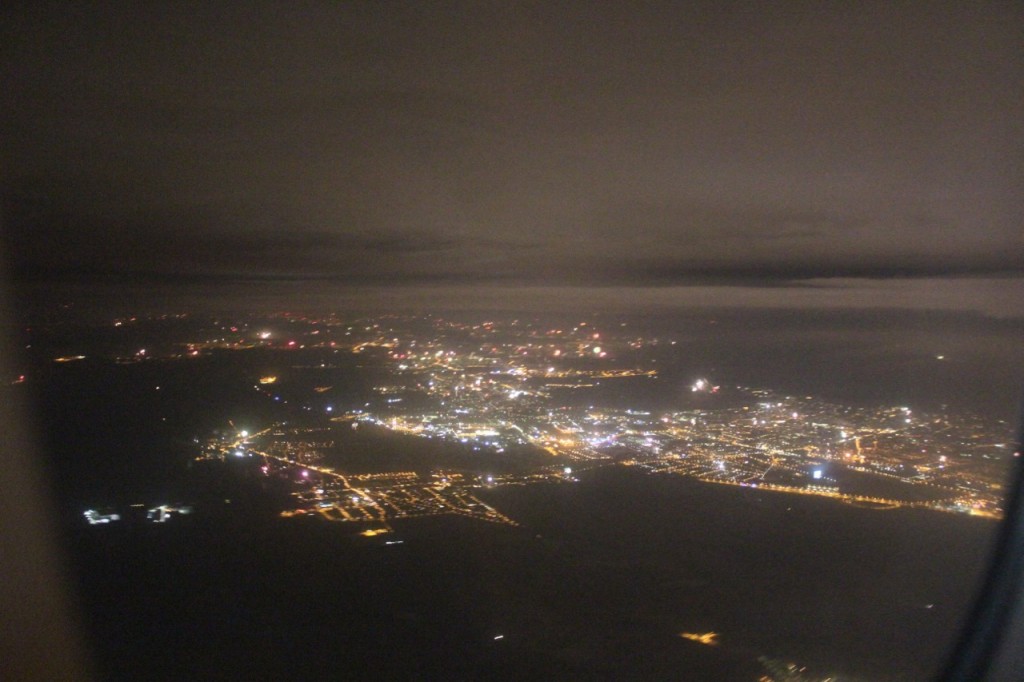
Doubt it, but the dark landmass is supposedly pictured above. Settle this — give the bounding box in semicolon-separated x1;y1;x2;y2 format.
68;466;993;681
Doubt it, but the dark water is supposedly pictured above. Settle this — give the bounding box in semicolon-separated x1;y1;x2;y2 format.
26;348;375;512
641;309;1023;421
485;467;995;680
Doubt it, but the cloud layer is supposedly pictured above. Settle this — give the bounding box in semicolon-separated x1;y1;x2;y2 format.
2;3;1021;287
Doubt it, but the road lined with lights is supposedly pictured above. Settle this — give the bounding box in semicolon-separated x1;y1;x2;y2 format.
209;426;521;527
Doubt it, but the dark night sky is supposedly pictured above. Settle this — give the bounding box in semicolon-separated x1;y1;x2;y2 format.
1;2;1021;309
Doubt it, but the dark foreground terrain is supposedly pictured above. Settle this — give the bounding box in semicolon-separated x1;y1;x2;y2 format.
68;466;993;681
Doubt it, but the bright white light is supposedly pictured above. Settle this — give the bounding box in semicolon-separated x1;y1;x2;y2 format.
592;346;602;355
813;469;823;480
259;331;272;339
563;467;572;475
239;430;249;438
234;450;245;457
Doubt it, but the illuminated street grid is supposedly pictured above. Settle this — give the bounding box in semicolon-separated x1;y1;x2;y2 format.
63;313;1009;525
204;427;522;528
182;316;1019;524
